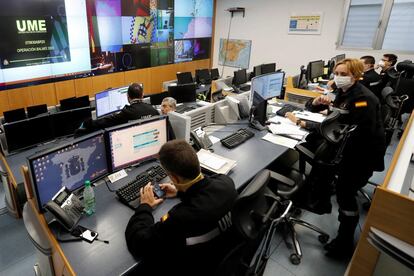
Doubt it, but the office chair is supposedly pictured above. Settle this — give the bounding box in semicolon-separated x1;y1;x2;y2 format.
268;110;357;265
215;170;292;276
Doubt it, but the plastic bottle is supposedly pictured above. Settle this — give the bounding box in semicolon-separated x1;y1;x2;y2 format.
83;180;96;215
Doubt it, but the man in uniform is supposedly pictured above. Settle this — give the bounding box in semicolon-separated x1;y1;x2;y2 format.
83;83;159;131
360;55;381;99
378;53;399;90
125;140;238;275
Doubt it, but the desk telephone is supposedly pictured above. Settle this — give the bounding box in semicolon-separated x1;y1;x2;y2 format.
45;187;83;231
190;127;213;151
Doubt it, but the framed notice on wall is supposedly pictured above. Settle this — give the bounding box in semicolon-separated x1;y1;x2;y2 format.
288;13;323;35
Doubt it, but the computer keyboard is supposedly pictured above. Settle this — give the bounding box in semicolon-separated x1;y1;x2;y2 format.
116;165;167;209
176;105;196;113
276;104;303;117
239;84;251;91
220;128;255;149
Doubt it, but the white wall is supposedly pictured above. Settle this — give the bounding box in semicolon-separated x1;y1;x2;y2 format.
213;0;414;77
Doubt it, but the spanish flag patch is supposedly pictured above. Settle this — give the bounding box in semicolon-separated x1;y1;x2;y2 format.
355;101;367;108
161;213;169;222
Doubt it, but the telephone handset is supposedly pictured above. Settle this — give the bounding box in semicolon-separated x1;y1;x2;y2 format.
45;187;84;231
190;127;213;151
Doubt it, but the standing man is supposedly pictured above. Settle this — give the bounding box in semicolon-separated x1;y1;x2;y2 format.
378;53;399;89
83;83;159;131
125;140;238;275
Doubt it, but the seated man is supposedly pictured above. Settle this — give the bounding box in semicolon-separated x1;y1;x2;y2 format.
125;140;238;276
378;53;399;90
360;55;381;99
83;83;159;131
160;97;177;115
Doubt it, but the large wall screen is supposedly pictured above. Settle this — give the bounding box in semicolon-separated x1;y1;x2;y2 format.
0;0;213;90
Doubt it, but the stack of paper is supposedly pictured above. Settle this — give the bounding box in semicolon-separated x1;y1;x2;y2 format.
268;122;308;141
197;149;237;175
293;110;326;123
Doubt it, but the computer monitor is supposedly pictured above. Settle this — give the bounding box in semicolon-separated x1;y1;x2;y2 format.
27;104;48;118
150;91;169;105
210;68;220;80
27;131;109;212
249;91;267;130
195;69;211;84
176;72;193;85
307;60;325;82
60;96;90;111
168;83;197;103
3;108;26;123
233;69;248;87
95;86;129;118
261;63;276;75
250;72;285;102
4;114;54;152
106;116;168;171
336;54;345;62
168;112;191;142
52;107;92;138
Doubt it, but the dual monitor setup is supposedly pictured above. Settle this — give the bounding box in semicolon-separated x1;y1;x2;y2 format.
27;116;169;213
177;68;220;86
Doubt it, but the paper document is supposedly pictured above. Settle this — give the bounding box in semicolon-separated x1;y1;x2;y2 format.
108;169;128;183
208;135;221;144
197;149;237;174
268;123;308;140
293;110;325;123
262;133;298;149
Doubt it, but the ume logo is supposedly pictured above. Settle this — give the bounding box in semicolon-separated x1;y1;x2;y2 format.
16;20;47;33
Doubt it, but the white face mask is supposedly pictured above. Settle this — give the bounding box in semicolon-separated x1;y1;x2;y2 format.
334;75;353;90
378;60;386;68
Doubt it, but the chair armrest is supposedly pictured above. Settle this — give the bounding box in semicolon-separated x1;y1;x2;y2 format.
269;171;295;187
295;144;315;162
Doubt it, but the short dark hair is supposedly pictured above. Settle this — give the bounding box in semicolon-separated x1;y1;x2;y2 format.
361;55;375;65
159;140;200;180
384;54;398;66
128;83;143;99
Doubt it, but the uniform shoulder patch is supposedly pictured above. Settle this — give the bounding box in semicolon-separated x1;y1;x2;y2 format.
161;213;169;222
355;101;367;108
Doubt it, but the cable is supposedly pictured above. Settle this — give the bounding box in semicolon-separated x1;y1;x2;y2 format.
104;177;116;193
221;13;234;78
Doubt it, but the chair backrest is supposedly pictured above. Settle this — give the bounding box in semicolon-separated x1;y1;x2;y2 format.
215;170;281;276
394;77;414;114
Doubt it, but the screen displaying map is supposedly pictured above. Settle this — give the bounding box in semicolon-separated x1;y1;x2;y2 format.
31;133;108;208
218;39;252;69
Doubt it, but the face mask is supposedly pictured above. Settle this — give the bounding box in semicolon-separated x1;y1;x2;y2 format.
334;75;353;90
378;60;386;68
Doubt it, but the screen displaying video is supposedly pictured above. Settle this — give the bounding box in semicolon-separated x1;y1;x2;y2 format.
0;0;213;89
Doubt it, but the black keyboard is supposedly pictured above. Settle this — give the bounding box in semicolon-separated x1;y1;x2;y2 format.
116;165;167;209
276;104;303;117
220;128;255;149
239;84;251;91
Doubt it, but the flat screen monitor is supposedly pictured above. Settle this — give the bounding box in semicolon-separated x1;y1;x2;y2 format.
3;108;26;123
168;83;197;103
52;107;92;138
95;86;129;118
150;91;169;105
251;72;285;101
261;63;276;75
106;116;168;171
195;69;211;84
60;96;90;111
176;72;194;85
210;68;219;80
27;104;48;118
4;115;54;152
250;91;267;128
308;60;325;81
28;131;108;212
233;69;248;86
336;54;345;62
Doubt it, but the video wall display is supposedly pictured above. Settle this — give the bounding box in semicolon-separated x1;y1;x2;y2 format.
0;0;213;90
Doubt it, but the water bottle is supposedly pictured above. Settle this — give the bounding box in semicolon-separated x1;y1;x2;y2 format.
83;180;96;216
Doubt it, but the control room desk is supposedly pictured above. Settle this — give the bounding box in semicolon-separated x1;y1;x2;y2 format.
10;122;290;275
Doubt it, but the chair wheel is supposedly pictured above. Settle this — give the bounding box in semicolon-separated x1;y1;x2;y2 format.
318;234;329;244
363;202;371;210
290;253;301;265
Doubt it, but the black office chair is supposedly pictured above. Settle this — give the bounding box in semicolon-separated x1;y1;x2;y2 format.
215;170;292;276
267;110;357;265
